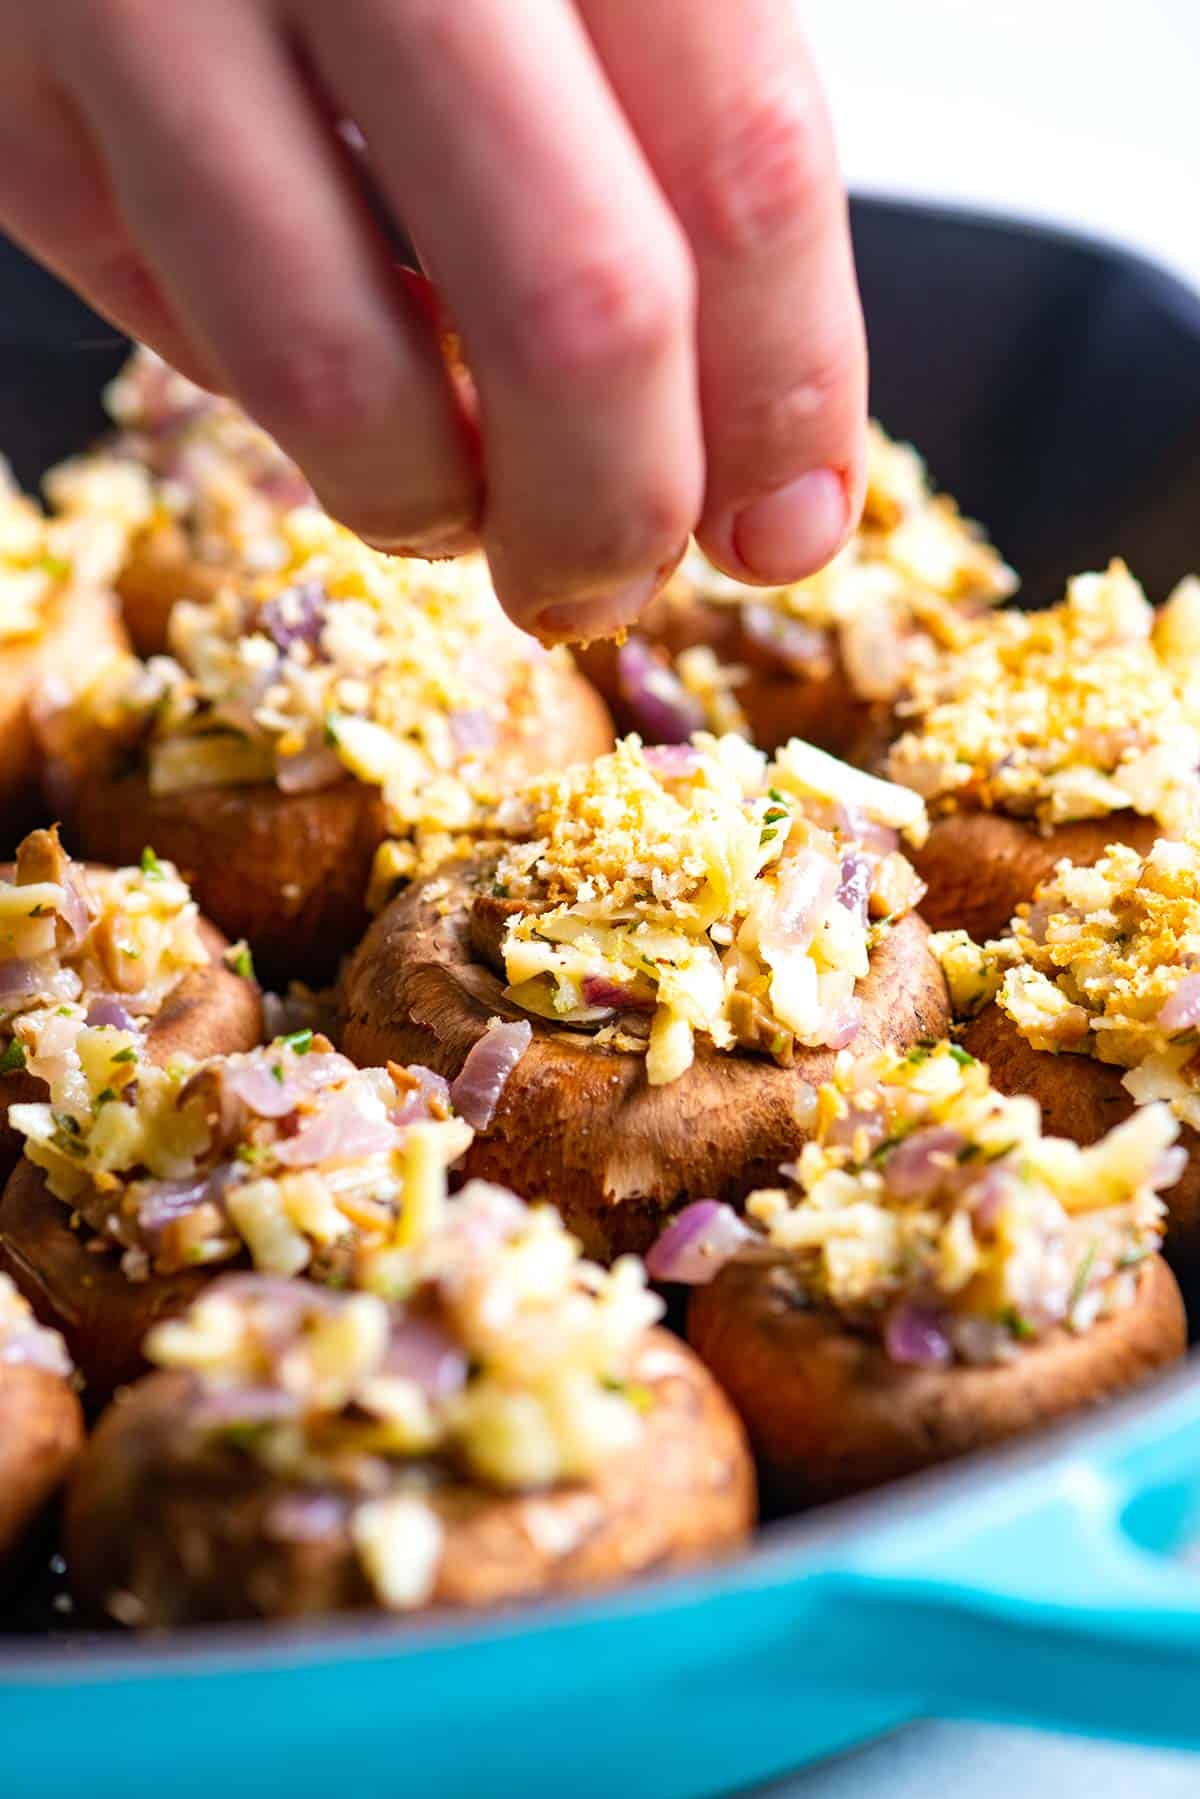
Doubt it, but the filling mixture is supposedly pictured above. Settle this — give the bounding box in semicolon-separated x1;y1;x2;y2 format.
37;507;575;892
617;422;1015;737
10;1032;475;1287
650;1040;1179;1363
46;346;312;583
0;828;207;1082
0;466;123;647
0;1271;72;1377
131;1186;663;1610
482;732;929;1084
939;833;1200;1129
887;562;1200;830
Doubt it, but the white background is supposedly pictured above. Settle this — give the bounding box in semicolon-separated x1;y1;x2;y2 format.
808;0;1200;288
773;1;1200;1792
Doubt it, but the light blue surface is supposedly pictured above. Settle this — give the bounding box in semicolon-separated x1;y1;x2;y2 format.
4;1359;1199;1797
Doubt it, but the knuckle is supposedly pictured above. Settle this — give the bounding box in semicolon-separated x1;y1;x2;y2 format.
497;239;694;383
233;332;388;444
581;470;697;584
684;91;832;258
718;338;866;479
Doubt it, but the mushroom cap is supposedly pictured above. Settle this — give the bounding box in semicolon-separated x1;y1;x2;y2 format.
64;1327;754;1626
962;998;1200;1277
688;1246;1185;1506
340;855;951;1260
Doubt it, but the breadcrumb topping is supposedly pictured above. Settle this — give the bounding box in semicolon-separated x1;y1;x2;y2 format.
748;1039;1176;1358
0;463;123;644
979;835;1200;1129
40;508;571;884
486;733;927;1083
888;562;1200;829
11;1032;472;1288
46;346;311;583
0;828;207;1079
644;423;1014;731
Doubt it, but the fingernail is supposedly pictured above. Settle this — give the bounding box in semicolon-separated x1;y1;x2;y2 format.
361;528;478;560
731;468;850;583
534;572;662;646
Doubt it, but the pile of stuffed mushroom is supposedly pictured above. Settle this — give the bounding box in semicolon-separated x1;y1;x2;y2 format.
0;346;1196;1630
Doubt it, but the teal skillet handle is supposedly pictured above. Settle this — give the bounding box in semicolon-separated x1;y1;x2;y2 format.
817;1368;1200;1749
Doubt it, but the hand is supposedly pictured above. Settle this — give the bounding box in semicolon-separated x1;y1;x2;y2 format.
0;0;868;640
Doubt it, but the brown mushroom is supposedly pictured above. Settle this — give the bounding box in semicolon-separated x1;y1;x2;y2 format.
688;1246;1186;1506
339;854;951;1261
0;1357;83;1572
64;1327;754;1626
907;808;1162;941
961;1000;1200;1277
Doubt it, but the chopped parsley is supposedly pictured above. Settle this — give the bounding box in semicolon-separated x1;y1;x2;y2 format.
226;943;255;981
948;1045;976;1067
1070;1242;1099;1310
281;1029;313;1056
95;1088;118;1107
490;882;510;898
0;1038;26;1075
140;846;164;879
110;1046;138;1065
999;1305;1035;1340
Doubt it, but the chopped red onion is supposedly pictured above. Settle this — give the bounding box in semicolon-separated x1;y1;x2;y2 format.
135;1174;216;1238
58;868;93;946
822;1097;888;1156
391;1065;453;1127
880;1126;966;1200
741;603;830;672
190;1384;301;1430
645;1200;753;1284
580;975;654;1012
883;1300;952;1367
276;743;348;794
835;852;873;928
1158;972;1200;1035
0;1324;72;1377
643;743;702;778
449;709;497;755
274;1091;399;1167
265;1491;347;1541
257;580;327;655
450;1019;532;1129
86;995;136;1031
0;959;43;1002
381;1315;468;1401
222;1060;304;1119
616;638;704;745
823;1001;862;1051
760;850;839;954
969;1167;1014;1230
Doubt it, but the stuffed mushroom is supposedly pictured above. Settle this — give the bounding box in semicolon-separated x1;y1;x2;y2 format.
40;509;612;982
0;1272;82;1573
884;562;1200;938
574;425;1014;759
341;733;950;1260
1;1028;475;1403
945;832;1200;1273
46;346;313;657
0;826;261;1184
667;1040;1187;1505
0;473;128;845
64;1196;754;1625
